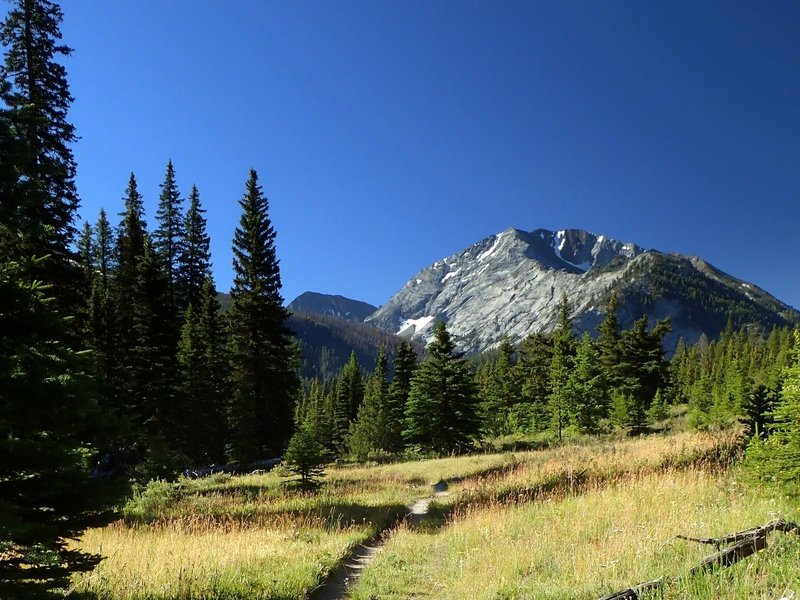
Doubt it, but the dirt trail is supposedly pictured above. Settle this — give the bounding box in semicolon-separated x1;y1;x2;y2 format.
311;487;448;600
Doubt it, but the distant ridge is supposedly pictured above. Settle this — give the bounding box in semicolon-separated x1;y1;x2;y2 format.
288;312;410;379
288;291;377;323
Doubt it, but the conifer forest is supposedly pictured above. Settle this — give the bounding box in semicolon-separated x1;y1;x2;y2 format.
1;1;798;599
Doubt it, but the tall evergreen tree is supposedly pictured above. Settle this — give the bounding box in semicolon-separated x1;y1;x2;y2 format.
153;160;185;313
333;351;364;450
177;289;226;466
178;184;211;311
1;0;79;302
740;383;776;440
618;315;671;431
347;349;390;460
77;220;93;281
227;169;298;462
298;378;336;453
0;102;120;596
0;257;120;598
94;208;113;286
107;174;147;443
596;291;622;389
567;333;607;433
404;321;479;454
385;340;417;451
479;337;520;436
745;330;800;496
518;332;553;432
548;294;576;440
131;238;181;478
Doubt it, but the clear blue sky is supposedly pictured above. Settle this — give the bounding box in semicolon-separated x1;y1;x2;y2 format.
12;1;800;308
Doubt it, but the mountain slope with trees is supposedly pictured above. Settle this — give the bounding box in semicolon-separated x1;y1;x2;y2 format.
287;291;377;322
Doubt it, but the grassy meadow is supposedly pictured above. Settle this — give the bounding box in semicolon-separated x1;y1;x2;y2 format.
352;468;800;599
68;431;799;599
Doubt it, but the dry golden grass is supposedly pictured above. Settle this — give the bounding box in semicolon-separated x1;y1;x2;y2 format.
69;451;524;599
69;431;764;599
352;467;800;599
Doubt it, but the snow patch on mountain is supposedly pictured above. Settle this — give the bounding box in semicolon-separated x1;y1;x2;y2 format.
442;268;461;282
398;315;435;336
477;233;504;262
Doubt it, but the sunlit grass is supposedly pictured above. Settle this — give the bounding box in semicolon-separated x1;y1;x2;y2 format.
69;450;527;599
351;468;800;599
69;431;764;599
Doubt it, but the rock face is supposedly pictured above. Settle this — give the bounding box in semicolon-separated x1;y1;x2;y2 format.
365;227;799;354
288;291;377;323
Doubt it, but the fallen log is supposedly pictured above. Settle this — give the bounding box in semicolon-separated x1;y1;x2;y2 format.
598;578;662;600
690;530;767;575
688;519;799;575
676;518;800;549
599;519;800;599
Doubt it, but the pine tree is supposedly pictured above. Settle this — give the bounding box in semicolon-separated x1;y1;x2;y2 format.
1;0;79;305
740;383;775;439
77;220;94;282
385;341;417;451
178;184;211;311
154;160;185;313
333;351;364;450
568;333;607;433
709;359;746;429
548;294;576;440
84;210;120;446
132;238;182;478
227;169;298;462
0;78;121;596
177;294;226;466
479;337;520;436
298;379;335;452
518;332;553;432
647;388;669;425
745;330;800;496
107;174;148;447
284;424;328;485
617;315;670;432
610;389;636;430
597;292;623;389
94;208;113;286
347;348;390;460
0;257;122;598
668;337;692;404
196;276;228;461
404;321;479;454
152;161;184;414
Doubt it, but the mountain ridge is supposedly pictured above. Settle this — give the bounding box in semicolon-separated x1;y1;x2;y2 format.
364;227;799;354
287;291;377;322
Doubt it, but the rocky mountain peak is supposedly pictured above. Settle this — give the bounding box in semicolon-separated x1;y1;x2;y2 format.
364;226;798;355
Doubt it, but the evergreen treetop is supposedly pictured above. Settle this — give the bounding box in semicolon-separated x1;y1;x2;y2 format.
179;184;211;310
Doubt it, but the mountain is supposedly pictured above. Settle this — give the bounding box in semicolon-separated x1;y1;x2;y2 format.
288;311;411;379
366;227;799;354
219;292;398;378
288;291;377;322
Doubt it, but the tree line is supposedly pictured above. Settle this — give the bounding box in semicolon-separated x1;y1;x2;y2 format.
76;164;297;478
293;292;799;466
0;1;297;596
